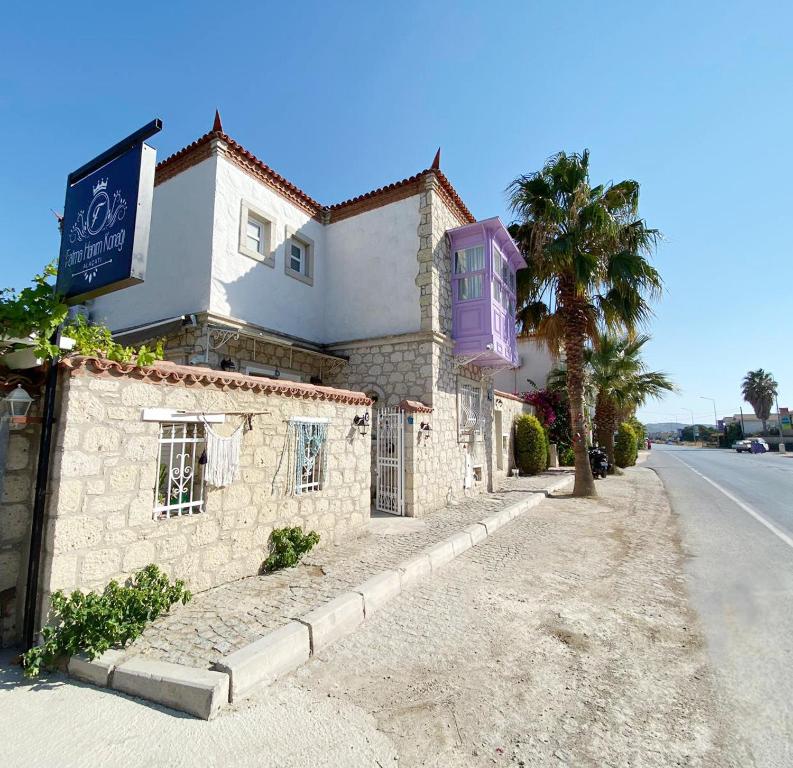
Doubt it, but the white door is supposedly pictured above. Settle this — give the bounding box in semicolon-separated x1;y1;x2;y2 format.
376;407;404;515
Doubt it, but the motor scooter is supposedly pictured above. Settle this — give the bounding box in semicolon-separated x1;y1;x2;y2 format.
588;446;610;479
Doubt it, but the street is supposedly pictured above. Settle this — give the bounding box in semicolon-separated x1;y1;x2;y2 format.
648;444;793;767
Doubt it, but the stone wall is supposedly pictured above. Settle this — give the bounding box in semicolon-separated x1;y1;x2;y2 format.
0;417;38;647
141;317;328;382
37;359;371;632
492;391;533;484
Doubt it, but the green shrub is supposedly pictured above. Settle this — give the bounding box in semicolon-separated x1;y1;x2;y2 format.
63;315;165;366
558;444;575;466
615;422;638;467
514;414;548;475
22;564;191;677
262;527;320;572
627;417;646;451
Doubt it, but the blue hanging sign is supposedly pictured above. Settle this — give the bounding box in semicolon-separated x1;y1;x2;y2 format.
56;120;161;303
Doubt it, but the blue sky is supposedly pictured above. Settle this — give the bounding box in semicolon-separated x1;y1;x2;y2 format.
1;1;790;425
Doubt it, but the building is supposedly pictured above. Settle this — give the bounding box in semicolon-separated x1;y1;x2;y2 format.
723;410;792;436
1;114;541;646
89;111;532;516
494;337;557;395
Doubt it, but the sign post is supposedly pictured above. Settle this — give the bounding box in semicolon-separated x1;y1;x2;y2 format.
23;120;161;651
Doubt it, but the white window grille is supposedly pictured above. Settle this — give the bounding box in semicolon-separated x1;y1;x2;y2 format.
155;422;206;519
458;381;483;438
293;419;328;494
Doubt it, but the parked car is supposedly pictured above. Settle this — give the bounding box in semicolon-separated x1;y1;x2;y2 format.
734;438;769;453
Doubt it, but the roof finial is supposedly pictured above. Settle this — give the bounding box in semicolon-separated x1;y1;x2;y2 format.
213;109;223;133
431;147;441;170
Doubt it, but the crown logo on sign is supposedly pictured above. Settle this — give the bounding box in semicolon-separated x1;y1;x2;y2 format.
92;178;108;196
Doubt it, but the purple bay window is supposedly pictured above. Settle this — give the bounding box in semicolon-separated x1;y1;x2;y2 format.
448;217;526;367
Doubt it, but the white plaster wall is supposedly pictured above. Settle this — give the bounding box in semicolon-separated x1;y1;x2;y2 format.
90;158;216;331
494;338;558;394
210;156;326;341
324;195;421;343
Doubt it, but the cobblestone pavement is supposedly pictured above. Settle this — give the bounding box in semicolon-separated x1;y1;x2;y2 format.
131;471;573;668
285;466;738;767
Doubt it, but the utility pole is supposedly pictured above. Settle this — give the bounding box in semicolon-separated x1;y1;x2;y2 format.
775;393;786;455
682;407;695;444
700;396;718;428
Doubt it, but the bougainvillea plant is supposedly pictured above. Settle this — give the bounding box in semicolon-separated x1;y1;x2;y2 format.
519;388;572;450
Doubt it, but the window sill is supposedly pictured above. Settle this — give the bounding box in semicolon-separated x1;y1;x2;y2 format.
238;246;275;267
285;267;314;286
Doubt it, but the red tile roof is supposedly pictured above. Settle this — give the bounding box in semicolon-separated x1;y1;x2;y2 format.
154;115;475;225
63;357;372;406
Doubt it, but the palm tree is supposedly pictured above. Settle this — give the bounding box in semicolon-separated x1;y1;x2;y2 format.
741;369;778;433
587;333;675;469
508;150;662;497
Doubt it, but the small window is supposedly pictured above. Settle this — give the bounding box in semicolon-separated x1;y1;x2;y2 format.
284;227;315;286
292;419;328;494
455;245;484;274
458;274;483;301
458;380;482;438
155;423;206;519
239;202;274;266
289;242;305;274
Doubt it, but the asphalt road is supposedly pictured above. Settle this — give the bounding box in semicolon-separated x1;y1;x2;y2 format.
647;444;793;767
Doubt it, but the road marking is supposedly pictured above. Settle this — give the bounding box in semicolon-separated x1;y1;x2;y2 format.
668;452;793;551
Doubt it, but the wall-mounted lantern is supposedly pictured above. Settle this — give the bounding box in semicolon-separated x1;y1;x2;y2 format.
3;384;34;428
353;412;370;436
220;357;237;372
419;421;432;440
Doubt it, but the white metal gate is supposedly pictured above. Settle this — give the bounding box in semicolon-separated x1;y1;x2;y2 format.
376;407;405;515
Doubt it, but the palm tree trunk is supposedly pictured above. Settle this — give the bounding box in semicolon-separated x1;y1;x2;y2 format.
599;396;618;472
561;287;596;497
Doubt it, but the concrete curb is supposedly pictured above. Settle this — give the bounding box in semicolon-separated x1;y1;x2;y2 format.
112;657;229;720
65;473;573;718
67;648;127;687
213;621;310;703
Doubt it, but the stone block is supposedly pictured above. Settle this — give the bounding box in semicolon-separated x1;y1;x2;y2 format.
68;648;126;687
446;531;473;557
112;657;229;719
122;540;156;571
397;555;432;589
52;515;104;553
354;570;401;616
462;522;488;546
298;592;364;653
213;621;310;702
80;548;121;585
425;539;456;571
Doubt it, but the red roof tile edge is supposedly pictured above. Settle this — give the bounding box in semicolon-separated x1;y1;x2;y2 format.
494;390;528;404
399;399;433;413
155;127;475;226
62;357;372;406
155;129;324;217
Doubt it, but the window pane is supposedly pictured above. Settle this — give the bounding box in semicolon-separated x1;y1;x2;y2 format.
458;274;482;300
247;219;262;253
290;243;304;273
454;245;484;274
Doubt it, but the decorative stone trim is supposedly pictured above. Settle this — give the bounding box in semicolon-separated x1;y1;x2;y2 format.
494;390;526;404
61;356;372;406
399;399;433;414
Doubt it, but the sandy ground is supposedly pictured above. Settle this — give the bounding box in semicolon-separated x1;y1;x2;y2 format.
0;467;739;767
286;466;738;767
